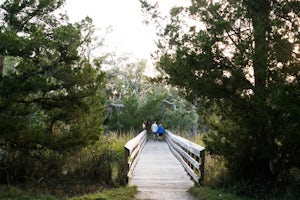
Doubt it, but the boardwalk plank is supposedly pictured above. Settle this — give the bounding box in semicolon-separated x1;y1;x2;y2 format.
129;141;196;200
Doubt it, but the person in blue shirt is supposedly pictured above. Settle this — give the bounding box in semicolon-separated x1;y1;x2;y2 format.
157;123;164;141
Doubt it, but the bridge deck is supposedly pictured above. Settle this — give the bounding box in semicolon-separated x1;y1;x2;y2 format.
129;140;195;200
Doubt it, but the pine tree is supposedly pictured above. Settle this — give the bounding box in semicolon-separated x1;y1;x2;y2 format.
141;0;300;189
0;0;106;182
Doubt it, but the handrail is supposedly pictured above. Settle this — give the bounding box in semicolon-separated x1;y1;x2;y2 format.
165;130;205;184
123;130;147;183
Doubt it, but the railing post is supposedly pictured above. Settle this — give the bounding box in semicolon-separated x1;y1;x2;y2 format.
123;130;147;184
199;149;205;184
124;147;130;184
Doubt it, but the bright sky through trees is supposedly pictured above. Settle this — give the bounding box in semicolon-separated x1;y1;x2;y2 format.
63;0;189;62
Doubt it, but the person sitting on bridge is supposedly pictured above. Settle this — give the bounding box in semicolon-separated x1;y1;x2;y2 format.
151;121;158;140
157;123;164;141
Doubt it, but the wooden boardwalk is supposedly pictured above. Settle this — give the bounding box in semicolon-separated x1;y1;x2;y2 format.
129;140;196;200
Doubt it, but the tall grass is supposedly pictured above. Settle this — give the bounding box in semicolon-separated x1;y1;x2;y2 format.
0;131;138;199
106;131;135;185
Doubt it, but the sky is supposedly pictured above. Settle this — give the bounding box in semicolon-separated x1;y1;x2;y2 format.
62;0;189;64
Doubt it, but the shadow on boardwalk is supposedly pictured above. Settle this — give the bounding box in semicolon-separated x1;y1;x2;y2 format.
129;140;196;200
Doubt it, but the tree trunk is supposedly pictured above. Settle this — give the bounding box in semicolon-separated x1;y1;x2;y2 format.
253;17;268;93
246;0;274;182
246;0;270;96
0;55;3;77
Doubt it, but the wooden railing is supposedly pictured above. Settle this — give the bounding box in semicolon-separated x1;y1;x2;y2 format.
165;130;205;184
123;130;147;183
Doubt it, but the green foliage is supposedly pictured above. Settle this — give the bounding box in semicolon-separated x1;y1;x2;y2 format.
105;58;199;132
109;94;140;131
141;0;300;196
162;99;198;131
0;0;106;183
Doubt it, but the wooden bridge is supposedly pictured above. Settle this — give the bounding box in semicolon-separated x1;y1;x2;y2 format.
123;130;205;200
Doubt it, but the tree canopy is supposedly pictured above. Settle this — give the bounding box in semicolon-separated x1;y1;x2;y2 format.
141;0;300;188
103;56;199;132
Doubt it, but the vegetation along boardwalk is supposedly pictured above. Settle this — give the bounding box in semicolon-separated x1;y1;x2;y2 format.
129;140;196;200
